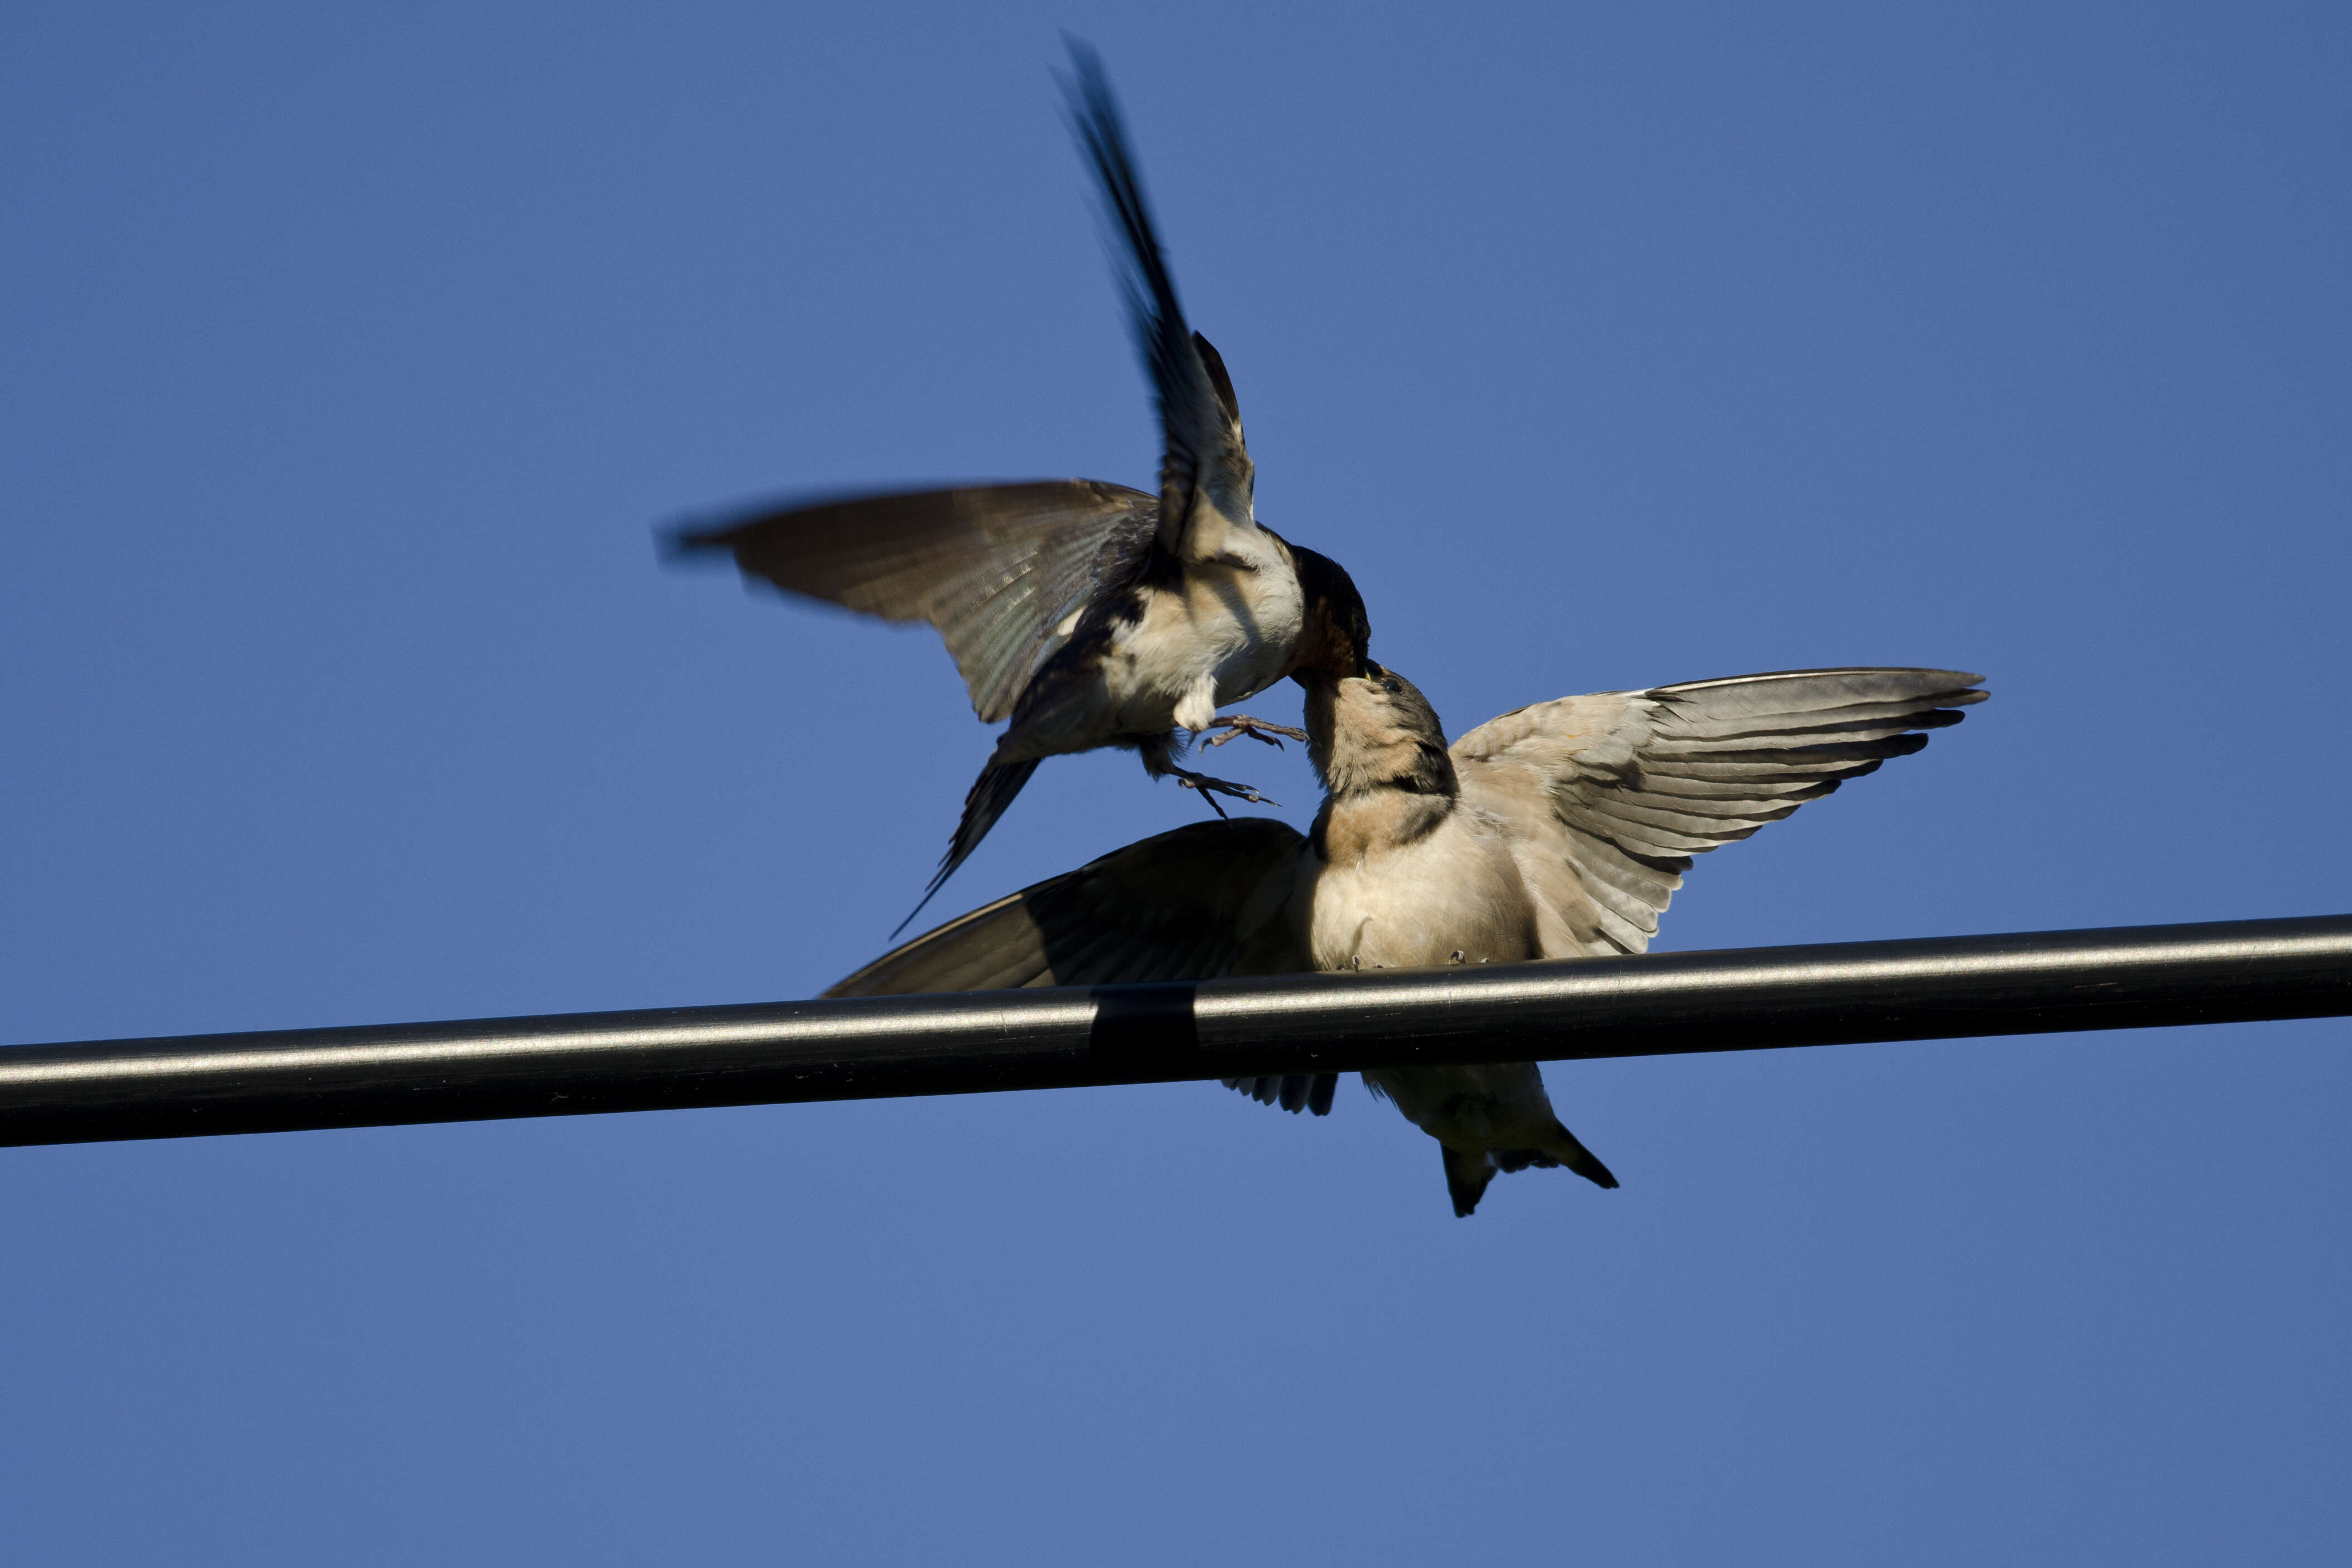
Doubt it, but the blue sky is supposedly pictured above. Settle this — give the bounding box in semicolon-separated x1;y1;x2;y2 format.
3;3;2346;1562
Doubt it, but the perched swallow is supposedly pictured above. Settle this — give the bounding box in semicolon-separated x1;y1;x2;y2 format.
667;44;1372;927
828;664;1988;1215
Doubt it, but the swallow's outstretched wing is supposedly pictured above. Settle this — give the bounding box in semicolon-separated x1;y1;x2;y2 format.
828;816;1308;996
826;815;1332;1114
667;480;1159;723
1452;667;1988;957
1061;43;1255;557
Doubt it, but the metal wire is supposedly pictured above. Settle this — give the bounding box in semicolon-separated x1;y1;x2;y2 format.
3;914;2347;1148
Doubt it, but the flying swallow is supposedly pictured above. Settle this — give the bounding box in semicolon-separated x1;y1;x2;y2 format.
827;664;1988;1215
667;44;1372;928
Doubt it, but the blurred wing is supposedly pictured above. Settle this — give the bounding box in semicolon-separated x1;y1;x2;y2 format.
1062;44;1255;554
668;480;1156;723
825;817;1310;996
1452;668;1988;957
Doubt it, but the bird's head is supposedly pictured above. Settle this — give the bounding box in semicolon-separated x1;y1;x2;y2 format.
1285;545;1373;680
1302;661;1455;800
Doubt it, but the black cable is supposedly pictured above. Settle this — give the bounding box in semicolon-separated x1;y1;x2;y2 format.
4;916;2346;1148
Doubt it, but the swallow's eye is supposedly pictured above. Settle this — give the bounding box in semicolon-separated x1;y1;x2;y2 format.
1381;678;1402;694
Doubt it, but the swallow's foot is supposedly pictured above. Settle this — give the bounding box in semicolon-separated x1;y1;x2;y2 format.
1200;714;1310;749
1168;766;1279;819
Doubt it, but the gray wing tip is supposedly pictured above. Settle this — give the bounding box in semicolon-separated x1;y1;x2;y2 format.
1649;668;1991;726
655;519;737;564
1656;666;1988;694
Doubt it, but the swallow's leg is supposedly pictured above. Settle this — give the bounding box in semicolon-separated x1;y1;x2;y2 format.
1167;767;1279;817
1200;714;1310;749
1136;733;1282;815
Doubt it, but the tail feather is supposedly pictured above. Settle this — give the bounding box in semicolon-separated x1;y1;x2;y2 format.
893;756;1041;938
1546;1121;1620;1190
1442;1146;1498;1218
1454;1120;1619;1216
1219;1074;1338;1116
1491;1121;1620;1190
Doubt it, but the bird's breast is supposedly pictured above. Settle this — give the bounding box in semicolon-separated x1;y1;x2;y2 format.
1099;542;1305;731
1303;810;1537;972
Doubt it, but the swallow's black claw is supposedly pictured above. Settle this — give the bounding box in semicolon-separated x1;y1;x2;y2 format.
1172;767;1277;814
1201;715;1310;750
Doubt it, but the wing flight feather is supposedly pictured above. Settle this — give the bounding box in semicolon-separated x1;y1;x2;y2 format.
826;817;1309;997
669;479;1157;723
1061;44;1254;554
827;815;1327;1116
1455;668;1987;957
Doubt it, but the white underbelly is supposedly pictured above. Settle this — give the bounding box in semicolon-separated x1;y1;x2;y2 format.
1304;817;1538;971
1102;553;1305;732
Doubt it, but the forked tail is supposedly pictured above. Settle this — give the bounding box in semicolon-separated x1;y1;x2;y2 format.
892;756;1042;938
1449;1120;1620;1218
1540;1121;1620;1191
